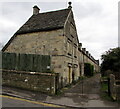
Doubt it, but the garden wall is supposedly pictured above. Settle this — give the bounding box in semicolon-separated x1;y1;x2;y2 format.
2;69;59;95
109;74;120;100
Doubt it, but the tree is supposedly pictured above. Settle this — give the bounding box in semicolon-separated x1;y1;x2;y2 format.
101;47;120;75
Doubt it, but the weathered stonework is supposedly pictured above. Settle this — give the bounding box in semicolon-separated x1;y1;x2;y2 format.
2;70;59;94
109;74;120;100
5;29;64;55
3;6;100;88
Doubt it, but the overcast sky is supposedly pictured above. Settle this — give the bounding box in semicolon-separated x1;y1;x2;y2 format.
0;0;119;63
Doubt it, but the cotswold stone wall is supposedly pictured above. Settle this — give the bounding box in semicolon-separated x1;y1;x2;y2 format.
2;70;59;95
109;74;120;100
5;29;64;55
116;85;120;100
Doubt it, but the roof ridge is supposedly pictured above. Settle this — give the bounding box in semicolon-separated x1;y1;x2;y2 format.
37;8;71;15
16;7;71;35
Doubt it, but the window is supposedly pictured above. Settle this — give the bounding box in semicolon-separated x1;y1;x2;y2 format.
67;40;72;56
71;35;74;38
74;45;77;58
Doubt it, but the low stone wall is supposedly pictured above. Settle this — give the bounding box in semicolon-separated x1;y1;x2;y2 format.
116;85;120;100
109;74;120;100
114;72;120;80
2;69;59;95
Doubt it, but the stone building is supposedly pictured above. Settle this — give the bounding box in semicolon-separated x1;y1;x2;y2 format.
2;3;99;87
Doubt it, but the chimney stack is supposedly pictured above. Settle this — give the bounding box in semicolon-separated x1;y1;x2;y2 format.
78;43;82;50
82;48;86;53
86;51;89;56
33;5;40;15
89;53;91;57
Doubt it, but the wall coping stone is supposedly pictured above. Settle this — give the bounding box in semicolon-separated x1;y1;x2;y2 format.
1;69;58;76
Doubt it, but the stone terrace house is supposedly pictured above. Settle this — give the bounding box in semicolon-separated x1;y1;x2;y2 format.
2;3;99;87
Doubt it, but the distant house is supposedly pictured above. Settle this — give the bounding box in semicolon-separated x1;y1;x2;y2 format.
2;3;99;87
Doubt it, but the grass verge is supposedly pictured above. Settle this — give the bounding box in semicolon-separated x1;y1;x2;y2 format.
100;82;114;101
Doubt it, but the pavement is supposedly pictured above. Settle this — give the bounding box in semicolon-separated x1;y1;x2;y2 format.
1;73;120;108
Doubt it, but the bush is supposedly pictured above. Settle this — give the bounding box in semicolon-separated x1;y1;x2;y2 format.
101;47;120;73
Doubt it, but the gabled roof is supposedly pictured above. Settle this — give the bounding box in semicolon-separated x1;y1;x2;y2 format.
16;8;71;34
2;8;71;51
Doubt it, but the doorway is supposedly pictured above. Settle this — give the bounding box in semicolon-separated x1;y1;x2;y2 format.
68;66;71;83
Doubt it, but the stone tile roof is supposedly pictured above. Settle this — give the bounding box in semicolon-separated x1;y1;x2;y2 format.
16;8;71;34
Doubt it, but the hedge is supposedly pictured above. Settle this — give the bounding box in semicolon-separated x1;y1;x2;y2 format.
84;63;94;76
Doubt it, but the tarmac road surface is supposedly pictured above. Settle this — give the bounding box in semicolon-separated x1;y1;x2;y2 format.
1;95;63;108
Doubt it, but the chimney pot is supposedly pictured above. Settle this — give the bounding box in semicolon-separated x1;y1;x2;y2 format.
68;2;72;9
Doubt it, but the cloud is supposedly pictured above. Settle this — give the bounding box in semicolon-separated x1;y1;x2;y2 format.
73;2;103;19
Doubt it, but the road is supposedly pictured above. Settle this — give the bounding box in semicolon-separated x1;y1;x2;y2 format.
1;95;62;108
